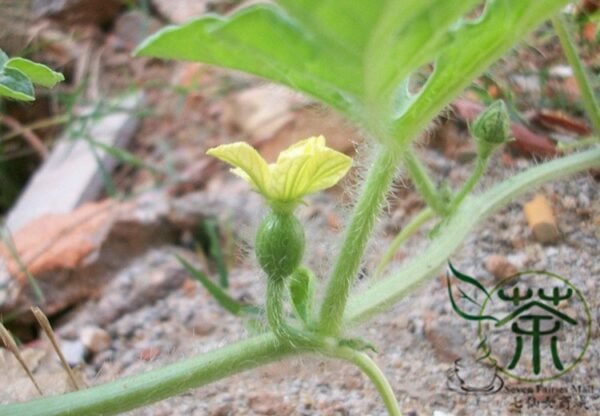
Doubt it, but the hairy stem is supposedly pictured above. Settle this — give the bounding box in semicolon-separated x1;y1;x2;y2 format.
446;155;488;214
558;136;598;152
374;207;435;278
345;146;600;324
328;347;402;416
0;334;292;416
266;278;286;338
318;146;400;335
266;277;318;346
403;152;446;214
552;14;600;137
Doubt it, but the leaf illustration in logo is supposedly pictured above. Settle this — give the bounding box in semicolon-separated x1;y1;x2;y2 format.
447;262;498;323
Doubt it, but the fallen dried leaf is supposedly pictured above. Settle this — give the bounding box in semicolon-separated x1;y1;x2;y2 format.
532;109;591;135
0;193;179;320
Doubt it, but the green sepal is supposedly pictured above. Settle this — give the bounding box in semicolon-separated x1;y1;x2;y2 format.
288;266;316;325
338;337;378;354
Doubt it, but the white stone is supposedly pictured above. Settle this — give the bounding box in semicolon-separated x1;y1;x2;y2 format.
59;339;86;366
5;93;143;232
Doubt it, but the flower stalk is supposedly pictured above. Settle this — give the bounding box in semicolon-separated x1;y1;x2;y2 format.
318;145;401;335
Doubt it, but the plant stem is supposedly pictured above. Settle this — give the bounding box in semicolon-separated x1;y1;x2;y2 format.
374;207;435;278
318;145;400;335
446;155;488;214
552;14;600;137
0;334;293;416
0;114;70;142
266;278;287;339
267;276;318;346
403;152;446;214
328;347;402;416
557;136;597;152
345;146;600;325
0;114;48;159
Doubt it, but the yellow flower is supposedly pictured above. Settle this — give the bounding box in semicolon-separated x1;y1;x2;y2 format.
206;136;352;206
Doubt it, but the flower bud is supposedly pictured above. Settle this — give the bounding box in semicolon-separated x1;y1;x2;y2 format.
256;211;305;281
470;100;511;158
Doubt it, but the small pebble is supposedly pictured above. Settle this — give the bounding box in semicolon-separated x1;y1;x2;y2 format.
484;255;517;280
139;346;161;361
80;326;112;354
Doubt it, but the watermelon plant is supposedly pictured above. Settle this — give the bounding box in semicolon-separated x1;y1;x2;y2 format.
2;1;598;415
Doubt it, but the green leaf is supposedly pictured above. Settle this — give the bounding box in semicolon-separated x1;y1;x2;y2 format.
366;0;481;101
275;0;386;55
177;255;259;317
198;217;229;288
288;266;315;324
392;0;570;143
0;67;34;101
135;4;361;113
136;0;570;143
85;138;164;174
0;49;63;101
5;57;65;88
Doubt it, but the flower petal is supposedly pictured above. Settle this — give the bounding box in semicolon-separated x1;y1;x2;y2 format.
206;142;270;194
270;136;352;201
269;154;313;201
277;135;325;162
303;147;352;194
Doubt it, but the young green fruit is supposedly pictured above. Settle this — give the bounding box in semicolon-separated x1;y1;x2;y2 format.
256;211;305;280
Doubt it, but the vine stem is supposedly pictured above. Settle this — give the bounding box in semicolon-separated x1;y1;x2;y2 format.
326;346;402;416
266;278;287;339
402;152;445;214
374;207;435;278
266;278;317;347
345;146;600;324
318;145;401;335
552;14;600;137
0;333;293;416
446;155;488;214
